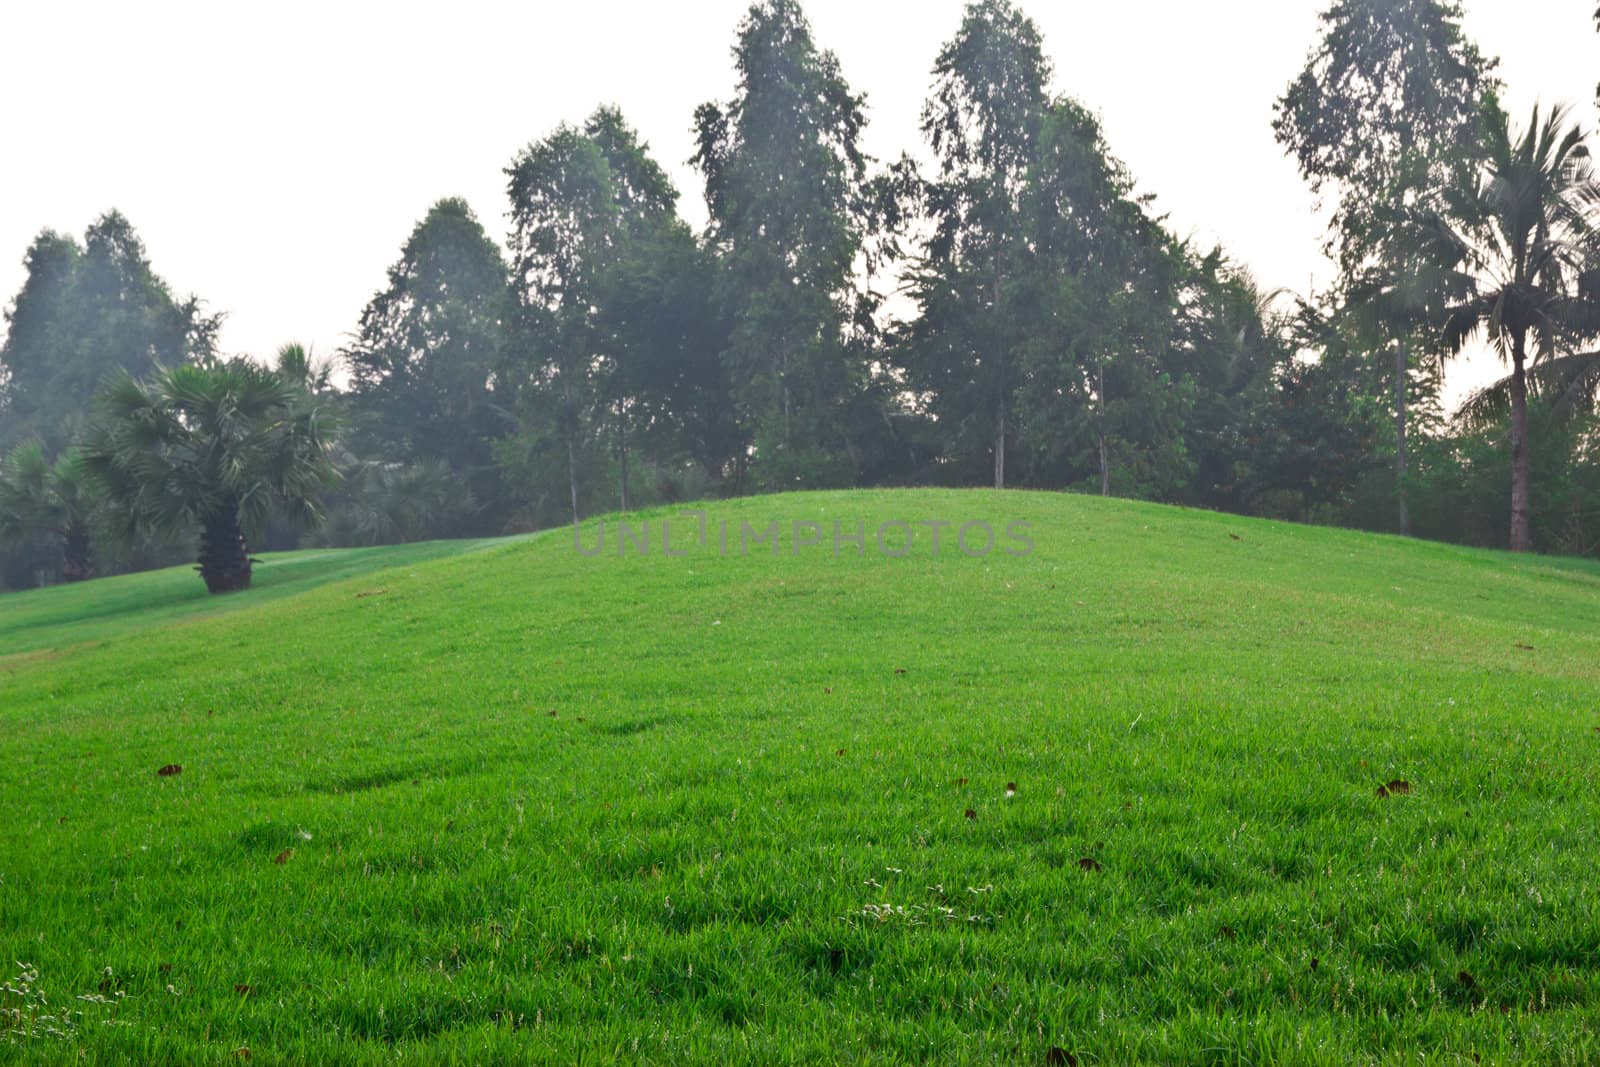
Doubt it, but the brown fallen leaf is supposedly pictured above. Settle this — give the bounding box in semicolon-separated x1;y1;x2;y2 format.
823;687;832;694
273;848;294;865
1458;970;1477;990
1229;533;1242;541
233;1048;252;1061
547;710;559;718
954;777;969;787
1386;779;1412;795
836;748;846;757
355;589;387;599
1077;857;1102;872
964;808;977;821
1376;784;1390;799
234;984;254;996
156;764;182;777
1220;925;1237;940
1045;1048;1078;1066
894;668;907;676
1514;643;1534;651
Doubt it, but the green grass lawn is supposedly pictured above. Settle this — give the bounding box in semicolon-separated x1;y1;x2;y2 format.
2;489;1599;1064
0;536;521;661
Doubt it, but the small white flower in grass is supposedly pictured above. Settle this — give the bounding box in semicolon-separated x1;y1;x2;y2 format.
297;829;313;842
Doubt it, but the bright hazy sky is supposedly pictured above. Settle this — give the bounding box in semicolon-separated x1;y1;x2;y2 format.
3;1;1597;405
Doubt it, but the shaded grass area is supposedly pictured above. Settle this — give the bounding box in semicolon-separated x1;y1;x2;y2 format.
0;536;520;659
2;490;1599;1064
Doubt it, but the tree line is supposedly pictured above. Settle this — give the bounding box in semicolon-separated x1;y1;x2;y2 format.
4;0;1600;593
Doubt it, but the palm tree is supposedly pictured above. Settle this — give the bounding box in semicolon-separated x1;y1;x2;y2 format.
317;457;479;546
0;441;99;581
1455;348;1600;430
83;359;338;593
1424;103;1600;552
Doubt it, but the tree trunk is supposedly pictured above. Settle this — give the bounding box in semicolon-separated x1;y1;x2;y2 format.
780;341;792;453
992;267;1006;491
1509;331;1532;552
198;501;251;593
567;434;581;527
993;394;1006;490
60;520;93;582
1395;338;1410;536
618;406;630;513
1098;357;1110;497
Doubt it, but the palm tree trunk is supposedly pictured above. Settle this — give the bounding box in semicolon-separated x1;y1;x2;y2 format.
60;520;93;582
1395;338;1410;536
1509;332;1532;552
198;499;251;593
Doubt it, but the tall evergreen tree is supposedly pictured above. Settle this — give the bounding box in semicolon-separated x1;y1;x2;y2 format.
344;198;513;530
505;107;684;520
692;0;874;487
909;0;1053;489
1014;99;1186;497
1275;0;1498;533
0;212;218;452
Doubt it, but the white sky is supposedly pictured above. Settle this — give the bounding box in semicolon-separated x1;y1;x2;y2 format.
2;1;1596;407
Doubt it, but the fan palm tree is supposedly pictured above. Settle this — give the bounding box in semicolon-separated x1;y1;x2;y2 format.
0;441;99;581
83;359;338;593
1423;103;1600;552
318;457;479;546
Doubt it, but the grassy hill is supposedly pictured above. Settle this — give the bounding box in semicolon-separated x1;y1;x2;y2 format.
2;489;1598;1064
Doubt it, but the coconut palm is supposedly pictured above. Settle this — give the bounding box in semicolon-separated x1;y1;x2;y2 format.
0;441;99;581
83;359;338;593
1423;103;1600;552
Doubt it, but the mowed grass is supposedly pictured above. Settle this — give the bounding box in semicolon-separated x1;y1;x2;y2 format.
2;489;1599;1065
0;536;519;660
